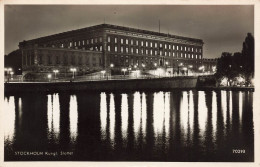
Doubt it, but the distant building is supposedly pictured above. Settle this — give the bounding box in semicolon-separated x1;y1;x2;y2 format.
202;58;218;73
18;24;216;77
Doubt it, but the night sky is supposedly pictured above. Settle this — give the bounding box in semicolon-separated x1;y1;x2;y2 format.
4;5;254;58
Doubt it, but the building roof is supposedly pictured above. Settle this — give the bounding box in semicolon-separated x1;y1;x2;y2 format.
20;23;203;45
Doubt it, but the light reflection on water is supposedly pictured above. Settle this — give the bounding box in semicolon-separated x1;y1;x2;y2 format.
4;90;254;161
4;97;15;143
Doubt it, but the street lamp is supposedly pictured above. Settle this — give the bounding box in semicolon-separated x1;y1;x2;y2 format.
47;74;52;82
101;70;106;79
122;68;127;78
10;71;14;80
110;63;114;68
70;68;77;79
183;67;187;76
53;70;59;80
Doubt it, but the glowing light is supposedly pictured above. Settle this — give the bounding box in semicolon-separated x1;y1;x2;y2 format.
110;63;114;68
212;91;217;141
109;93;115;147
47;94;60;143
141;93;147;139
153;92;164;138
100;92;107;140
239;92;243;127
221;91;227;124
47;74;52;79
180;91;189;141
4;96;15;143
198;91;207;141
133;92;141;141
121;94;128;142
69;95;78;143
221;77;228;86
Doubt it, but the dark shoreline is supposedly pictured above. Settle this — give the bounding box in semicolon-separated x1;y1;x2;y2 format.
4;77;254;95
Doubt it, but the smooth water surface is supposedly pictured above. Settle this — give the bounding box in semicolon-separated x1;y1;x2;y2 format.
4;90;254;161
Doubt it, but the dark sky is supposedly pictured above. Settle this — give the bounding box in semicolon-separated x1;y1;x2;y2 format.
4;5;254;58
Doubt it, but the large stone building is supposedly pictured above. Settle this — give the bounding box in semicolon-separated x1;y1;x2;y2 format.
19;23;216;77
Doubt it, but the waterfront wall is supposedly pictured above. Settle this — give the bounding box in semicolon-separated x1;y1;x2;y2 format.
4;77;198;93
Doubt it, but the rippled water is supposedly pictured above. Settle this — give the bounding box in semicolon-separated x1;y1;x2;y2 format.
4;90;254;161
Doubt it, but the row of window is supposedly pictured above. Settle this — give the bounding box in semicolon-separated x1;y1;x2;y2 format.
107;36;202;52
107;46;202;59
48;36;202;54
23;54;101;67
110;55;202;67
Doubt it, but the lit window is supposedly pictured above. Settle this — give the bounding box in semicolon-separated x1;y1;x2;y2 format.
173;52;175;57
146;49;148;55
181;46;183;50
192;47;194;52
200;55;202;59
151;50;153;55
115;37;117;43
115;46;117;52
165;44;167;49
160;51;162;56
141;49;144;54
126;47;129;53
74;42;77;46
126;39;128;44
155;43;158;47
188;54;190;58
70;42;72;47
78;41;81;46
131;39;133;45
141;41;143;46
136;48;139;54
185;46;186;51
131;48;133;53
173;45;175;50
150;42;152;47
169;52;171;56
196;48;198;52
165;51;167;56
196;54;197;59
82;40;85;45
108;46;110;52
169;45;171;49
177;46;179;50
160;43;162;48
155;50;158;55
61;43;64;48
136;40;138;45
121;47;123;53
192;54;194;58
108;36;110;42
121;39;123;44
146;41;148;47
185;53;186;58
100;46;102;51
181;53;183;57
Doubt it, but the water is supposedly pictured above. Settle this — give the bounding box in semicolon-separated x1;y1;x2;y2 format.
4;90;254;161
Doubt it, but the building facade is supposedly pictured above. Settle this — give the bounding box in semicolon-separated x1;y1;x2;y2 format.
19;24;213;77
